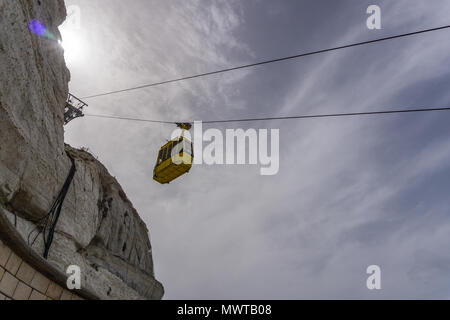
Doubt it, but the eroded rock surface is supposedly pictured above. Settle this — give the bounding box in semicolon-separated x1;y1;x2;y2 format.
0;0;163;299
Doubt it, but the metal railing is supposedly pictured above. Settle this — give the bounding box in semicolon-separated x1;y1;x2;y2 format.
64;93;88;125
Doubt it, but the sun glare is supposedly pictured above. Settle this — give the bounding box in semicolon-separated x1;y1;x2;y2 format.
59;27;84;63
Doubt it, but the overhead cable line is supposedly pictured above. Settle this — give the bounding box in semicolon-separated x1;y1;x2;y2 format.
81;24;450;100
85;106;450;125
85;114;174;124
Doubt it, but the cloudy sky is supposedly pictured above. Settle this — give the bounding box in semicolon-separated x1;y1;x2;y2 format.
61;0;450;299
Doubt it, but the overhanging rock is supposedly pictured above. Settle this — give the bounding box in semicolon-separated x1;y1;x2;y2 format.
0;0;163;300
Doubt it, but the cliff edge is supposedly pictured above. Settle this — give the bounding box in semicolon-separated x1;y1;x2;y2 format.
0;0;163;299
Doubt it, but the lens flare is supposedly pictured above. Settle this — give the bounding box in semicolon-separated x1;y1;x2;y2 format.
28;19;56;41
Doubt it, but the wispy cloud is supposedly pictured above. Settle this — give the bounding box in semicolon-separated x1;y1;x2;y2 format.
64;0;450;299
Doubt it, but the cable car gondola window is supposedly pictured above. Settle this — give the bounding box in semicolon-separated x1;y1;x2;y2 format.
157;149;164;165
164;145;170;162
162;147;168;162
167;143;173;162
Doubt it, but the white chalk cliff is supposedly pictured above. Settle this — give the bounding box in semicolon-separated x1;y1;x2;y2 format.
0;0;163;299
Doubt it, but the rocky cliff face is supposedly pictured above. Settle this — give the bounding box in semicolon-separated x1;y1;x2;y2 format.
0;0;163;299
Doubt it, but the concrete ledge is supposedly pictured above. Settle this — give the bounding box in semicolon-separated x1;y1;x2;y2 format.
0;206;99;300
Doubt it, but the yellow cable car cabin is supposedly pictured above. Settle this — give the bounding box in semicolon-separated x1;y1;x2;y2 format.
153;123;193;184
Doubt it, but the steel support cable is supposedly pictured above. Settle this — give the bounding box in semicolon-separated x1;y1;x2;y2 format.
84;106;450;125
80;24;450;100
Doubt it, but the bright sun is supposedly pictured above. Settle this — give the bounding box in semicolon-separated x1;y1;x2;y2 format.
59;28;84;63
